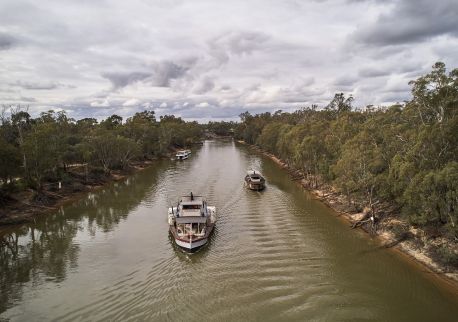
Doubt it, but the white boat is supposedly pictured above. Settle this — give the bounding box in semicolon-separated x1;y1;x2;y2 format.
168;193;216;251
245;170;266;191
175;149;191;160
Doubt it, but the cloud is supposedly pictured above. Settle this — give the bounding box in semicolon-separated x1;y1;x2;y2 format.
90;99;110;107
352;0;458;46
122;98;140;106
334;75;358;86
196;101;210;108
193;77;215;94
0;32;17;50
2;95;36;102
0;0;455;121
102;72;152;89
101;59;195;89
208;31;270;65
149;60;194;87
358;67;389;78
12;80;75;90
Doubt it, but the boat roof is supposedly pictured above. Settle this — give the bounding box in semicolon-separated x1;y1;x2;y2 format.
247;170;263;176
176;216;207;224
180;195;204;204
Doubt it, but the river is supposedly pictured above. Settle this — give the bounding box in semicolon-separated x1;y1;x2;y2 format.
1;140;457;321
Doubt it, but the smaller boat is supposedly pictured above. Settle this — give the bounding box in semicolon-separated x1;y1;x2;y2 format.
168;193;216;251
176;149;191;160
245;170;266;191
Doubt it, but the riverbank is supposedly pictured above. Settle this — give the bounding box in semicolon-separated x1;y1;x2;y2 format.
238;141;458;287
0;160;155;227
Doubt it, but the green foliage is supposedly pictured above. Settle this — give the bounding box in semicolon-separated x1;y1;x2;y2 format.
235;62;458;237
89;132;141;172
408;62;458;124
206;121;236;136
0;107;202;191
404;162;458;230
0;137;21;183
23;121;63;188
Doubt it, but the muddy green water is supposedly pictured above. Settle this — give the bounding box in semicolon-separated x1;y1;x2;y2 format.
1;140;458;321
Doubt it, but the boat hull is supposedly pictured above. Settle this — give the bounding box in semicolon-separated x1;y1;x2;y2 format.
175;237;208;250
169;223;214;251
245;180;265;191
248;183;265;191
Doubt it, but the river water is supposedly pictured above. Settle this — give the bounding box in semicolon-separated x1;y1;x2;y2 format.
1;140;457;321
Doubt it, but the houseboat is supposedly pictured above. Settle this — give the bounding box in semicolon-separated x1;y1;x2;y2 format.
168;193;216;251
245;170;266;191
176;150;191;160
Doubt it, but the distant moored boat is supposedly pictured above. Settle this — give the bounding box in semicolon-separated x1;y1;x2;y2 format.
176;149;191;160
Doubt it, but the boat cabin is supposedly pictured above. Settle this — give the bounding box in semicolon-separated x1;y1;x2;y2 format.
245;170;266;190
174;194;208;237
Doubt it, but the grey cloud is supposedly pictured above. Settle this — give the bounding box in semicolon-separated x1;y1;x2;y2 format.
102;72;152;89
0;0;454;121
0;32;17;50
149;60;193;87
12;80;75;90
193;77;215;94
358;67;389;78
2;95;36;102
102;59;195;89
352;0;458;46
227;32;270;55
334;75;358;86
209;31;270;65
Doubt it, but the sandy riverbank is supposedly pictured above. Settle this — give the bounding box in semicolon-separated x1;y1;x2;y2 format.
239;140;458;288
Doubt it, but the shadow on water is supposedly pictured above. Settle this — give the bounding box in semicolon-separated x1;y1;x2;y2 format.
0;160;169;315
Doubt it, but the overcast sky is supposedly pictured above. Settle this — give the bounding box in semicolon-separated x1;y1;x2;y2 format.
1;0;457;121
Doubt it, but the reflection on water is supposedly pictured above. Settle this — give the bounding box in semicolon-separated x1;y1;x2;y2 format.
0;161;167;315
1;140;458;321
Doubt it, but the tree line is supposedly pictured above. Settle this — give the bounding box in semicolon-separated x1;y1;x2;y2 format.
0;109;202;195
1;62;456;255
233;62;457;246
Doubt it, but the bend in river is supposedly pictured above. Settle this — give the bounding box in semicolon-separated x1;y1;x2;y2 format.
1;140;458;321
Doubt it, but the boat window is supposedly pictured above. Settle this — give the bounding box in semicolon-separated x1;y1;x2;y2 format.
183;205;201;209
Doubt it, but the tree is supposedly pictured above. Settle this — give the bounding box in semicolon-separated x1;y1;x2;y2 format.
22;122;62;189
333;130;385;207
0;138;21;185
408;62;458;125
326;93;354;115
125;111;159;157
101;114;123;130
89;131;140;172
404;162;458;236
